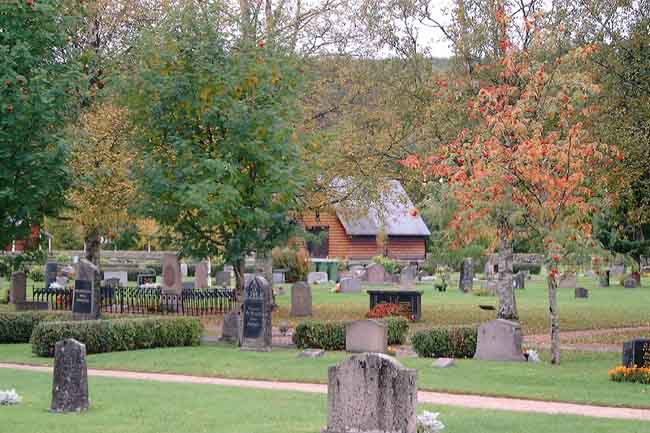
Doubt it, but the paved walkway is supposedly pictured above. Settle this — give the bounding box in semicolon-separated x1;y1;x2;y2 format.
524;326;650;353
2;362;649;422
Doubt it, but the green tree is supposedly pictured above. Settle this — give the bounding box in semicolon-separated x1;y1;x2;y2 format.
124;2;304;294
0;0;87;251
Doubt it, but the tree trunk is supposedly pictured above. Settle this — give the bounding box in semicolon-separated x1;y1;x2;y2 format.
84;231;101;270
548;270;561;364
233;258;246;302
496;247;518;320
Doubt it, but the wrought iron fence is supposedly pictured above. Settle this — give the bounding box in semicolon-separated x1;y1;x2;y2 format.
31;286;236;316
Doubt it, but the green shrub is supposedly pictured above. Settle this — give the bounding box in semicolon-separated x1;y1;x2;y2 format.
372;255;401;275
29;267;44;282
293;318;410;349
411;327;477;358
513;263;541;275
30;316;202;357
0;312;72;343
272;247;310;282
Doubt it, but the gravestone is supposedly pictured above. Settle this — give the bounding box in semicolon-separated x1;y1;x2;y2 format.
290;281;312;317
221;311;240;343
474;319;525;362
599;270;610;287
272;270;286;284
50;339;89;413
322;353;417;433
624;276;638;288
484;254;498;279
339;277;362;293
575;287;589;299
103;278;120;288
433;358;456;368
458;258;474;293
345;320;388;354
73;259;100;320
307;271;328;285
611;264;626;277
298;349;325;358
215;270;231;287
10;271;26;304
137;272;156;287
182;281;195;290
180;263;188;279
162;253;182;293
241;276;272;351
103;270;127;286
622;339;650;368
557;273;577;289
513;271;526;290
400;266;417;289
195;261;210;288
364;263;386;283
45;261;58;289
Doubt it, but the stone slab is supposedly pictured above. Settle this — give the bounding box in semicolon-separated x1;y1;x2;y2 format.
345;320;388;354
339;277;361;293
10;271;27;304
162;253;182;293
307;271;328;285
290;281;312;317
51;339;89;412
474;319;525;362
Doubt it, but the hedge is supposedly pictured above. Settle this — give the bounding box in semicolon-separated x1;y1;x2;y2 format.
411;326;477;358
0;312;72;344
293;318;409;350
512;263;542;275
30;317;202;357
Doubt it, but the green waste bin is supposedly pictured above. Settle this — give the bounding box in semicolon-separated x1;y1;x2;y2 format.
316;261;327;273
327;261;339;282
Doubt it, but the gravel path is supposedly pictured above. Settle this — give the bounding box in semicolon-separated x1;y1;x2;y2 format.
2;362;650;422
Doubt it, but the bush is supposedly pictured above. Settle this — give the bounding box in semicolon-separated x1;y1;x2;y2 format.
372;255;401;275
29;267;44;282
609;366;650;384
512;263;541;275
0;312;71;344
272;247;310;282
30;316;202;357
293;318;410;349
411;327;477;358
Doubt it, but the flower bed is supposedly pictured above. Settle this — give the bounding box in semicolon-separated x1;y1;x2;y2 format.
608;365;650;384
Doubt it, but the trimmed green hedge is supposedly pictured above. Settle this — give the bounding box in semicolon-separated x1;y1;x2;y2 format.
0;312;72;344
293;318;409;350
411;326;477;358
513;263;542;275
30;317;202;357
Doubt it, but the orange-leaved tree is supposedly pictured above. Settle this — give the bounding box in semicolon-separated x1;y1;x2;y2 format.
402;13;616;364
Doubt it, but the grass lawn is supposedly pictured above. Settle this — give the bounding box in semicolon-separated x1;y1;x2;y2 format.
2;343;649;408
1;368;649;433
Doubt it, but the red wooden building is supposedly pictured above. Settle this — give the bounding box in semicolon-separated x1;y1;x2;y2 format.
301;180;430;262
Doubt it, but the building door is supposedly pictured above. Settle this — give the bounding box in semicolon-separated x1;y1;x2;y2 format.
307;227;329;258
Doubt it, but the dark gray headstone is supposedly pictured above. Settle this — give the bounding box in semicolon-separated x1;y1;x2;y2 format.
474;319;525;362
575;287;589;298
221;311;240;343
215;270;231;287
10;271;27;304
322;353;417;433
240;276;272;352
513;271;525;290
73;259;100;320
290;281;312;317
623;339;650;368
45;261;58;289
459;258;474;292
599;270;610;287
51;339;89;413
624;276;638;288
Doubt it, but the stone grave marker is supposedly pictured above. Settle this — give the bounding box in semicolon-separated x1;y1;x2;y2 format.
624;276;638;288
339;277;361;293
45;261;58;289
611;264;626;277
10;271;26;304
221;311;240;343
575;287;589;298
364;263;386;283
400;265;417;289
433;358;456;368
345;320;388;354
180;263;188;279
272;270;286;284
50;339;89;413
458;258;474;292
557;273;577;289
137;272;156;287
513;271;526;289
215;270;231;287
599;270;610;287
103;270;127;286
307;271;328;285
73;259;100;320
103;278;120;288
623;339;650;368
162;253;182;293
322;353;417;433
298;349;325;358
182;281;195;290
474;319;525;362
241;276;272;351
195;261;210;288
290;281;312;317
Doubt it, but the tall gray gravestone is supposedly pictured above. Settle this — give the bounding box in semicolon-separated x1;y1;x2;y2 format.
400;266;417;289
322;353;417;433
45;261;58;289
474;319;525;362
458;258;474;293
364;263;386;283
290;281;312;317
240;276;272;352
162;253;182;293
73;259;100;320
195;261;210;288
51;339;89;413
10;271;27;304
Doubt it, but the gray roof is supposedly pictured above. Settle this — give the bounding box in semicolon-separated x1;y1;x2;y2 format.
335;180;430;237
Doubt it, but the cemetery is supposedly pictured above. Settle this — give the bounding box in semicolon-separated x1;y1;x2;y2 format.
2;1;650;432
